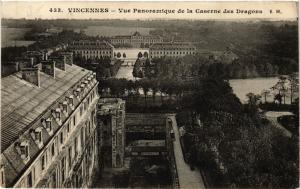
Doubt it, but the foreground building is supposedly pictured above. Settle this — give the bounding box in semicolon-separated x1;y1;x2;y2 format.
0;54;99;188
110;31;163;48
149;42;196;59
97;98;125;168
69;40;114;59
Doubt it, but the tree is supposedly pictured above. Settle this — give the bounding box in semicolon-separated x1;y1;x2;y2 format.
246;93;261;105
144;58;152;78
123;53;126;59
138;52;143;58
288;73;299;104
143;51;149;58
261;89;270;104
133;59;142;79
139;79;151;107
117;52;121;58
150;79;159;102
272;76;288;104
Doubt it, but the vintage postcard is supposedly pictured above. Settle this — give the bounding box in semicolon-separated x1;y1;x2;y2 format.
1;1;299;188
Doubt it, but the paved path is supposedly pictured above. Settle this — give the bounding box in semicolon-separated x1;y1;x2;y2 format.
264;111;293;138
168;115;205;189
115;65;135;80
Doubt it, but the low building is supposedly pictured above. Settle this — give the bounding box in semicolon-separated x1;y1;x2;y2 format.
97;98;125;168
149;42;196;58
0;55;100;188
110;31;163;48
69;40;114;59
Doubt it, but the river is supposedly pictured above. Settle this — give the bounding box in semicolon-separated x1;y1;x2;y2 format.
229;77;279;104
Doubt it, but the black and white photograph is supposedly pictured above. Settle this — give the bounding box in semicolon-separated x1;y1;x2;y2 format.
0;1;299;188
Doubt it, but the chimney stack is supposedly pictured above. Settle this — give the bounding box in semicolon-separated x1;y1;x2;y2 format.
21;67;40;87
41;60;55;78
42;51;48;61
52;57;66;71
59;52;73;66
30;57;34;67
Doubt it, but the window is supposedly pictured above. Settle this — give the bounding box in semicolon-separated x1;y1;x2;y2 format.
51;172;56;188
73;116;76;126
55;109;61;119
51;144;55;157
1;168;5;186
67;96;74;106
80;128;84;148
80;106;83;116
41;155;45;170
74;137;78;156
27;172;32;187
20;142;29;159
35;130;42;143
61;157;66;183
62;102;68;112
60;132;64;144
68;147;72;169
67;123;70;133
45;119;52;132
32;128;42;146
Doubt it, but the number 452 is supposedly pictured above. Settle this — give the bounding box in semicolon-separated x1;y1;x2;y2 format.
49;8;62;12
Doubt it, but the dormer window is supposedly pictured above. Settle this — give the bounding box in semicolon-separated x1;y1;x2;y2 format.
55;108;61;119
31;127;43;148
62;101;68;113
20;141;29;160
43;118;53;134
80;83;86;93
35;130;42;143
66;96;74;106
74;88;81;97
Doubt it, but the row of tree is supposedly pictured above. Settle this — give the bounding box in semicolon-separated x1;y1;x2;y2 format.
151;55;298;80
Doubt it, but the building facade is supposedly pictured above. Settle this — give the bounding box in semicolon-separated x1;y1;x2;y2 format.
149;42;197;59
97;98;125;168
69;40;114;59
110;31;163;48
0;53;99;188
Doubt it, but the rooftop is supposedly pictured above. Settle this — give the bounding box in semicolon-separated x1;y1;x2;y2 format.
1;64;90;152
150;42;196;50
70;40;114;49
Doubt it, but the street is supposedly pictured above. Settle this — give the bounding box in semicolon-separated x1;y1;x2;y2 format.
264;111;294;138
168;115;205;189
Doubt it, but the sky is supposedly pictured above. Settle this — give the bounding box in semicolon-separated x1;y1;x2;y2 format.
1;1;298;21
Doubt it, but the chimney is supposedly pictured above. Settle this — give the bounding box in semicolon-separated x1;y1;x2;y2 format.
52;57;66;71
30;57;34;67
41;60;55;78
60;52;73;66
42;52;48;61
21;67;40;87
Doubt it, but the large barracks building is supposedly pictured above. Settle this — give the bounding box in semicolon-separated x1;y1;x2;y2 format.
1;52;100;188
